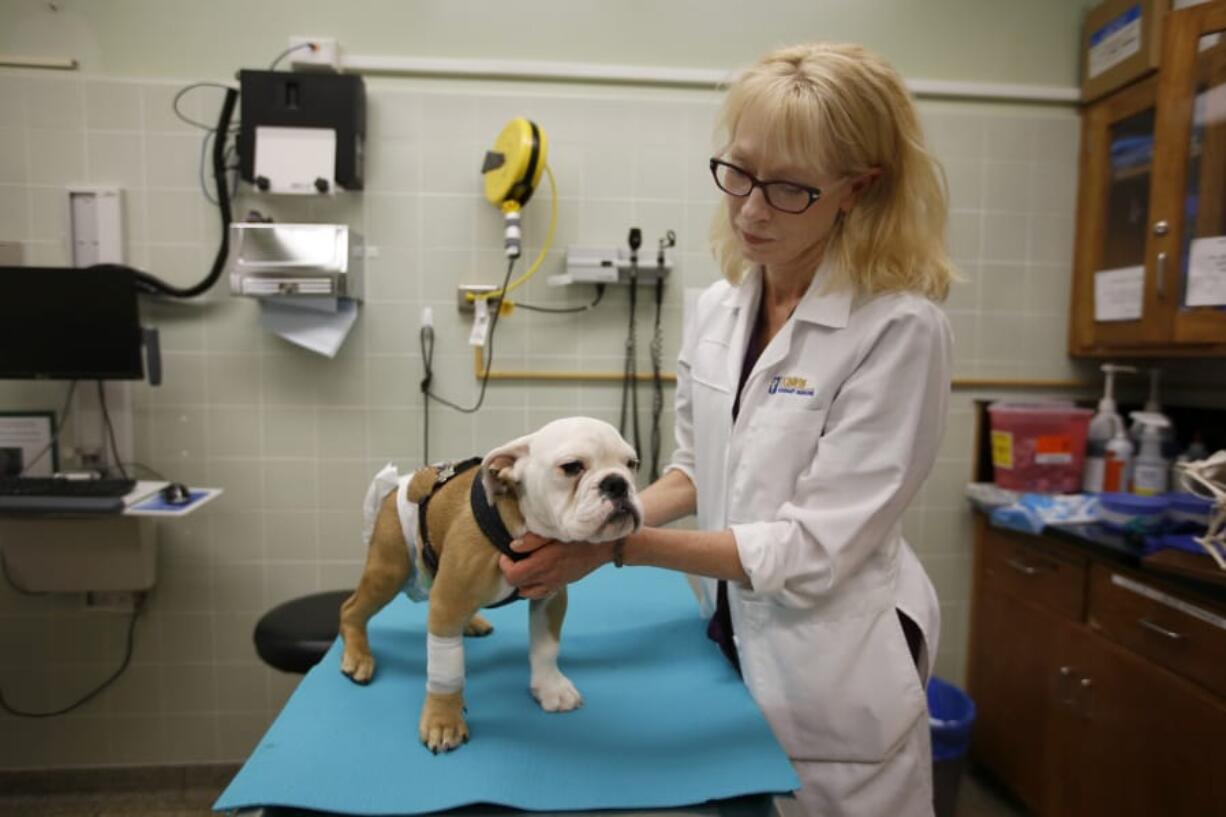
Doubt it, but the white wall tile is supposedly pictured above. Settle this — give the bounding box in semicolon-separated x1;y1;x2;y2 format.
24;77;83;130
982;211;1028;262
922;111;984;161
943;158;983;211
84;80;143;131
145;132;201;190
27;128;85;185
985;116;1035;162
984;161;1031;213
0;184;30;238
585;145;637;200
367;91;421;140
980;262;1028;312
0;129;28;184
86;130;146;188
368;139;421;192
368;192;423;248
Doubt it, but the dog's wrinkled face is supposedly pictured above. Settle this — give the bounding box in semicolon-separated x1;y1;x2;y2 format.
481;417;643;542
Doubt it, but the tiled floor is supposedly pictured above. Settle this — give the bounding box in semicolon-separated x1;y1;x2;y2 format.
0;768;1028;816
957;771;1029;817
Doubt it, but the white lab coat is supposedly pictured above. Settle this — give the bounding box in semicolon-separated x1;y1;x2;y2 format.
667;259;951;817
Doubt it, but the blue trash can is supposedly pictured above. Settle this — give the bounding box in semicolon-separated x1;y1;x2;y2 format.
927;676;976;817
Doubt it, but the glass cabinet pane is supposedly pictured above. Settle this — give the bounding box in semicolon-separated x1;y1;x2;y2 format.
1103;107;1155;272
1179;39;1226;311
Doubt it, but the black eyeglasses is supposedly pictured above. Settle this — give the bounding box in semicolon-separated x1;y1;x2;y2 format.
709;158;824;214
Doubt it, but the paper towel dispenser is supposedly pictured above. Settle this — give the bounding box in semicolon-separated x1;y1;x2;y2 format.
228;223;364;301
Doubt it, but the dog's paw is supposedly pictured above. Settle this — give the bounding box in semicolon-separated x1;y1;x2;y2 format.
531;672;583;712
419;691;468;753
464;614;494;637
340;646;375;684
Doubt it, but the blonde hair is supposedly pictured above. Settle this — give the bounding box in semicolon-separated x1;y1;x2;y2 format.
711;42;956;302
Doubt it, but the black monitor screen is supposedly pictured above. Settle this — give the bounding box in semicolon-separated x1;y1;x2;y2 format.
0;266;144;380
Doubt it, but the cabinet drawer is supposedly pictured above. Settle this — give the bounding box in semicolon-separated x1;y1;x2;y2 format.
980;528;1086;621
1088;564;1226;699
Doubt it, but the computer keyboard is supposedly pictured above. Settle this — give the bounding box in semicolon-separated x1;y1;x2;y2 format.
0;477;137;513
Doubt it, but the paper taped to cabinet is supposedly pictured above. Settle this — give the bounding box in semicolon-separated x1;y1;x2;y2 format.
1187;236;1226;307
1094;265;1144;322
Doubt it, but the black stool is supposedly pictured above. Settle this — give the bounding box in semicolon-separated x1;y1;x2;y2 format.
254;590;352;674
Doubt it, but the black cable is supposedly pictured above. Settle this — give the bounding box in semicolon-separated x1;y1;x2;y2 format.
96;84;239;300
97;381;129;481
648;230;674;481
650;277;665;481
0;594;145;718
421;257;517;415
0;548;45;596
171;82;235;131
420;322;434;465
269;41;316;71
620;229;643;461
512;284;605;314
18;380;77;477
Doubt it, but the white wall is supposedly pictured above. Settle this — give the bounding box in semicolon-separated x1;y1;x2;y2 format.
0;0;1097;768
2;0;1097;85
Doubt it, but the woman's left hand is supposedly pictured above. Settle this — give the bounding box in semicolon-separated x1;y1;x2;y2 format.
499;532;612;599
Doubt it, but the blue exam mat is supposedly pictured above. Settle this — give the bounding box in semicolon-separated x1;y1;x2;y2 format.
214;567;799;815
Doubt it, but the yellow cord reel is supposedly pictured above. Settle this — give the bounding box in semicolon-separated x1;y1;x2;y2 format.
472;117;558;308
481;117;548;210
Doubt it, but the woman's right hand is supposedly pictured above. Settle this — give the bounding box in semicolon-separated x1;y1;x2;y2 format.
499;533;615;599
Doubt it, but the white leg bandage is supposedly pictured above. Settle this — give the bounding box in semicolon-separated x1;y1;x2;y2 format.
426;633;465;694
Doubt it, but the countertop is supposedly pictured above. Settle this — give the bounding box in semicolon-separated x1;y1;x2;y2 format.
975;509;1226;605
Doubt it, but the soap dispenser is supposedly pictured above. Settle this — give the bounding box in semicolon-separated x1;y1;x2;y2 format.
1130;368;1177;460
1130;411;1172;496
1084;364;1137;493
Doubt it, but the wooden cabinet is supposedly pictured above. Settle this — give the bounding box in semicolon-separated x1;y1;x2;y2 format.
1043;623;1226;817
967;516;1226;817
1071;1;1226;356
966;568;1066;812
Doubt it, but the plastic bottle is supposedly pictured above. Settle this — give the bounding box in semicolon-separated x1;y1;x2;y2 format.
1083;364;1137;493
1130;369;1177;460
1129;411;1172;496
1103;419;1135;493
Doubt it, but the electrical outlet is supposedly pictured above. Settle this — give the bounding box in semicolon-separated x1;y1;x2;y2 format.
288;36;340;71
457;284;502;313
84;590;143;613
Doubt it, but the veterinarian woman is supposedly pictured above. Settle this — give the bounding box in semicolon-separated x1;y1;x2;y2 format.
502;41;955;817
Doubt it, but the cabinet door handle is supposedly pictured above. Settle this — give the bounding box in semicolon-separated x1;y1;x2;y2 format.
1006;557;1042;576
1138;617;1184;641
1076;676;1094;720
1056;665;1076;706
1156;251;1167;301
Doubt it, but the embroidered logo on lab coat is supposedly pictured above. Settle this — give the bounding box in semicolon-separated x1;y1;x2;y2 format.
768;375;816;397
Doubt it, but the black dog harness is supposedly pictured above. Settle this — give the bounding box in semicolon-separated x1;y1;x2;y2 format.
417;457;527;608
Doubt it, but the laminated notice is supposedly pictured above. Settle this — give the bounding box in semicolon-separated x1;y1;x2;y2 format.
1088;4;1143;79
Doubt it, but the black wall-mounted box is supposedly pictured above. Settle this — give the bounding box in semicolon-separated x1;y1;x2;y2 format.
237;70;366;192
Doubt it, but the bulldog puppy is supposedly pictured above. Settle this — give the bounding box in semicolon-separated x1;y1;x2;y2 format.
338;417;643;753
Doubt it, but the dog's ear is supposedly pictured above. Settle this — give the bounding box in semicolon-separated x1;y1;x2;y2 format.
481;433;533;497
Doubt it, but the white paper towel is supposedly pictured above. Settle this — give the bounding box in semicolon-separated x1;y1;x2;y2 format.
258;297;358;358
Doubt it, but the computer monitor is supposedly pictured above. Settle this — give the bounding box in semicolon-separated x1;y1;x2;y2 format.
0;265;145;381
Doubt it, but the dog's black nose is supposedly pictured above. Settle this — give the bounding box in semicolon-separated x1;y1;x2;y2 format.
599;474;629;499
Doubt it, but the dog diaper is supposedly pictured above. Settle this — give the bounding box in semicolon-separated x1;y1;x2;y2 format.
363;464;432;602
